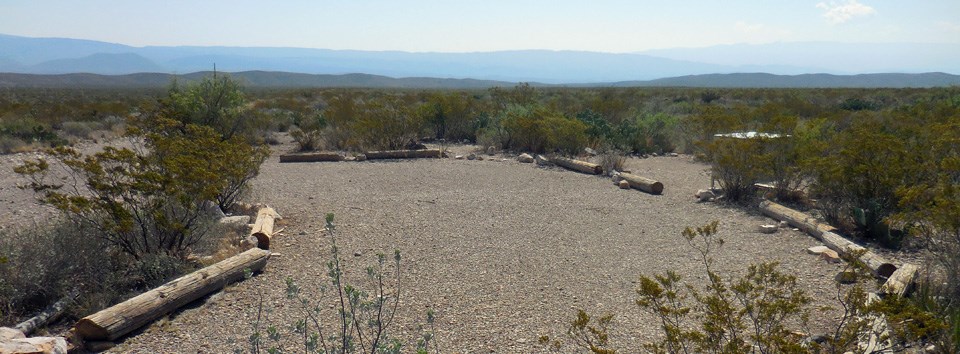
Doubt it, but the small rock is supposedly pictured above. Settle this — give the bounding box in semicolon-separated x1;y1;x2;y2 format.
355;154;367;162
695;189;716;202
476;155;484;161
298;230;308;236
461;139;470;144
0;327;25;341
0;336;68;354
820;250;841;263
759;224;778;234
806;246;831;255
486;146;496;156
618;180;630;189
467;153;477;160
584;147;598;156
354;251;362;257
455;155;464;160
779;220;790;228
651;153;659;157
517;153;534;163
219;215;252;231
535;155;552;166
835;271;858;284
669;152;679;157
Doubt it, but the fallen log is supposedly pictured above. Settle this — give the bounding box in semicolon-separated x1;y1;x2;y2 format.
75;248;271;341
14;288;78;335
759;200;897;278
758;200;836;237
619;172;664;195
548;156;602;175
880;263;919;297
279;152;344;163
251;207;281;250
364;149;443;159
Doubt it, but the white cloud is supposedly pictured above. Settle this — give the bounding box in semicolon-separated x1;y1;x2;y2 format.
816;0;876;24
735;21;765;33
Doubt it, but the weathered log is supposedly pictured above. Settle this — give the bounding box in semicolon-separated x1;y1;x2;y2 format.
758;200;836;237
759;200;897;278
880;263;919;297
74;248;271;341
548;156;603;175
14;289;78;335
251;207;281;250
619;172;664;195
363;149;443;159
279;152;344;163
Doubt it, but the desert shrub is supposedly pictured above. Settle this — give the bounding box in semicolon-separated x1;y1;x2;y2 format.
598;151;626;176
60;120;104;139
806;115;915;246
161;74;251;140
250;213;438;353
16;116;266;260
0;115;68;148
487;105;587;154
0;218;196;326
702;137;770;202
321;94;424;151
289;111;327;151
420;91;481;142
0;136;29;154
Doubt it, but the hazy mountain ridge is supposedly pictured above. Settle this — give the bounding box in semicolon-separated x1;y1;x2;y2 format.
1;71;957;89
4;34;959;84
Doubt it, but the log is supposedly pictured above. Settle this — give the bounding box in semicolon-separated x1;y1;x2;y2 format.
759;200;897;278
251;207;281;250
619;172;664;195
363;149;443;159
758;200;836;237
548;156;602;175
74;248;271;341
279;152;344;163
880;263;919;297
14;288;78;335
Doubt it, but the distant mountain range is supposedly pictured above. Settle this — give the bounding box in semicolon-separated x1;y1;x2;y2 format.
2;33;959;85
2;71;958;89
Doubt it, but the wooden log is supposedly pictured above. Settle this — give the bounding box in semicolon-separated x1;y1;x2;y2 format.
880;263;919;297
619;172;664;195
14;288;78;335
363;149;443;159
279;152;344;163
74;248;271;341
251;207;281;250
759;200;897;278
548;156;603;175
759;200;836;237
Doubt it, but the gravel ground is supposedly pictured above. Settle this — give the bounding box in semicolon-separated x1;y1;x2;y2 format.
0;139;858;353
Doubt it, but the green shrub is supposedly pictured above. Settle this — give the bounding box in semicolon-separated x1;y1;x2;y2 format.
16;116;266;260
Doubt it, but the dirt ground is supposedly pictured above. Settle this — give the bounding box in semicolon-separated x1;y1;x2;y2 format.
0;138;860;353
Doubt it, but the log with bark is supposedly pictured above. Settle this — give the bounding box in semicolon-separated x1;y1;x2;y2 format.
880;263;919;297
251;207;281;250
548;156;603;175
619;172;664;195
759;200;897;278
363;149;443;159
279;152;344;163
74;248;271;341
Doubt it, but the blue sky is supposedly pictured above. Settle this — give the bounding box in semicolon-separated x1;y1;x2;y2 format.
1;0;958;52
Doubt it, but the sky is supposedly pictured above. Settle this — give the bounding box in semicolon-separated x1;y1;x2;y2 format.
1;0;958;53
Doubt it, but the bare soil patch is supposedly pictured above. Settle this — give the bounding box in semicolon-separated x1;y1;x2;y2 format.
3;140;851;353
